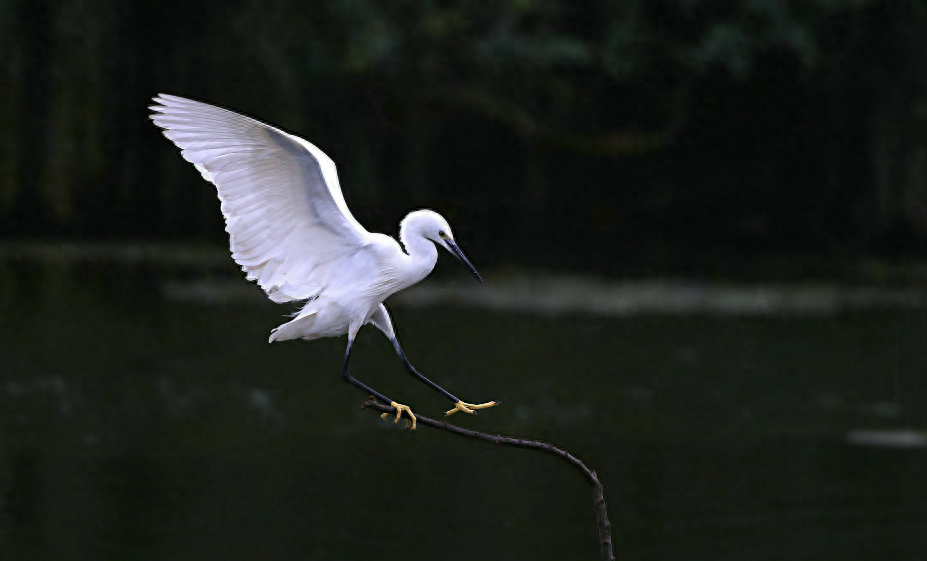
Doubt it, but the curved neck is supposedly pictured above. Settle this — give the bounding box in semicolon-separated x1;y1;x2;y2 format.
398;222;438;284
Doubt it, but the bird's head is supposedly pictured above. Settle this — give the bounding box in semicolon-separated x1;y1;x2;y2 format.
400;210;482;283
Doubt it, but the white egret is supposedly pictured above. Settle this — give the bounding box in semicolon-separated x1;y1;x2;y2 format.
149;94;497;430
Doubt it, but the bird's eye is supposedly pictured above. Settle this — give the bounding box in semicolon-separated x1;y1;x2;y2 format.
438;231;447;239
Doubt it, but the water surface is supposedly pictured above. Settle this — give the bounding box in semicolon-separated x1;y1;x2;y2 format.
1;256;925;560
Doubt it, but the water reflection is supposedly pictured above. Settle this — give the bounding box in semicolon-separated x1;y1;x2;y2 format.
1;250;926;560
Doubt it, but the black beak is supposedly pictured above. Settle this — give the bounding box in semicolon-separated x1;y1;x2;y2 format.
444;239;483;283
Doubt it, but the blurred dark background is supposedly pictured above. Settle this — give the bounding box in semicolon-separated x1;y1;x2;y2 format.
3;2;927;561
3;0;927;271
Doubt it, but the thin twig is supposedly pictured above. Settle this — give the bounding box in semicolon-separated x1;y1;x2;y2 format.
362;399;615;561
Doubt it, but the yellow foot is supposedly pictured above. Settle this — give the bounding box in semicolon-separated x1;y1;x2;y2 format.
380;401;417;430
445;400;500;416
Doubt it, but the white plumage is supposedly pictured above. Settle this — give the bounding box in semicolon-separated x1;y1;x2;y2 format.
150;94;496;425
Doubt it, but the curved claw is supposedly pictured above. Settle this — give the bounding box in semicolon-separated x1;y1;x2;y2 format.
389;401;417;430
445;400;500;417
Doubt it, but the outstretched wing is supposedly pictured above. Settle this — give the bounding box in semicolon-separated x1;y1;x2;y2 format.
150;94;372;302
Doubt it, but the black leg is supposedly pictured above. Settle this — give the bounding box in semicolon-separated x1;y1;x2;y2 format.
342;338;418;429
390;337;461;403
341;338;393;404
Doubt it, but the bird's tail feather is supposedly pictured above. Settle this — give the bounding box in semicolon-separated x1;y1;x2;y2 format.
268;310;319;343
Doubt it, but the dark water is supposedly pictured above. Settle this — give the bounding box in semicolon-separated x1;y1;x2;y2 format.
1;258;926;560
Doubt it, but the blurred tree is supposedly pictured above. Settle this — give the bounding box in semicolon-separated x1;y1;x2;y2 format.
1;0;926;269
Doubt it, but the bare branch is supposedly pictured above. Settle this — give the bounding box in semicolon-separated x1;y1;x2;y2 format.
362;399;615;561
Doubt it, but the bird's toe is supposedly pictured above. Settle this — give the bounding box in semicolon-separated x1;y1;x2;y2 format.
445;400;499;417
389;401;417;431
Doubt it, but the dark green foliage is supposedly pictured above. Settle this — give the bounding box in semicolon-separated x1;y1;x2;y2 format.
2;0;927;268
